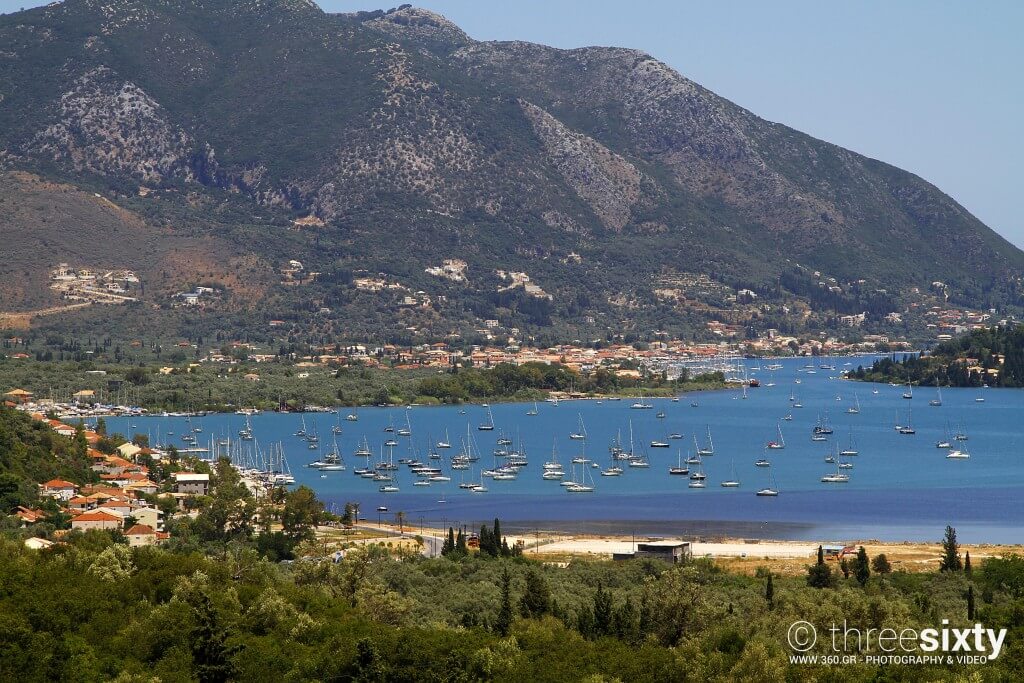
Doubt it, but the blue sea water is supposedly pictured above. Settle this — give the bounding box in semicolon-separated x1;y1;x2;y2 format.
105;356;1024;543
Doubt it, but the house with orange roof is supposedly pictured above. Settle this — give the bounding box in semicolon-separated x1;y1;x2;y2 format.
51;422;77;437
40;479;77;501
13;506;46;525
3;388;33;404
71;510;121;531
66;496;95;512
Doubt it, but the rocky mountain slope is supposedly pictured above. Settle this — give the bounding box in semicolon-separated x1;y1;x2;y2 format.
1;1;1021;342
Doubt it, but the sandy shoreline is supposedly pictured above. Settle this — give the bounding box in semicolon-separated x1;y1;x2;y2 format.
342;521;1024;574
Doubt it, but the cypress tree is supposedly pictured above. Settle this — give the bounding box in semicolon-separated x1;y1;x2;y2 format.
442;528;454;557
190;592;238;683
855;546;871;586
592;582;613;636
807;545;834;589
519;567;551;618
455;529;467;555
495;567;513;636
967;584;976;620
965;550;972;575
940;525;962;572
765;572;774;609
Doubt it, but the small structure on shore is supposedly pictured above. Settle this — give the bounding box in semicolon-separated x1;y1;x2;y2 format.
613;541;692;564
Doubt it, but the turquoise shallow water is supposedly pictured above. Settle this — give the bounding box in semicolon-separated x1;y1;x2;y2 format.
106;356;1024;542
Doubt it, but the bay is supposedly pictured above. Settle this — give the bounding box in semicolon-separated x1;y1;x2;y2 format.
105;355;1024;543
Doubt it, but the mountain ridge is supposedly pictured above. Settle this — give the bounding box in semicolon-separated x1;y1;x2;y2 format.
1;0;1021;343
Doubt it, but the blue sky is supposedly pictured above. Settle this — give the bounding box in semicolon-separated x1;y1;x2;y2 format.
4;1;1022;248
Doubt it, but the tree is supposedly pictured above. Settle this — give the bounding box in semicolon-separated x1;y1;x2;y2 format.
807;545;834;589
495;567;513;636
765;572;774;609
0;473;24;513
940;525;962;572
612;597;639;642
519;567;551;618
394;511;406;534
967;584;976;620
872;553;892;575
839;558;850;579
965;550;972;575
854;547;871;586
352;638;387;682
592;582;613;637
455;528;467;555
190;591;239;683
441;527;456;556
281;486;324;541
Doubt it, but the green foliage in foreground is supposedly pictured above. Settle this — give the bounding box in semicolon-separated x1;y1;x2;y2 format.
3;531;1024;682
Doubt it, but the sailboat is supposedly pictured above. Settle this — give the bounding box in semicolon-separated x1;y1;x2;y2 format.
846;394;861;414
630;393;653;409
569;414;587;440
697;426;714;456
527;401;539;416
936;422;952;449
898;408;916;434
821;456;850;483
436;429;452;449
766;424;785;450
345;409;358;421
668;448;689;476
812;414;834;435
478;406;495;431
566;462;595;492
239;415;254;441
397;413;412;437
902;384;913;400
720;459;740;488
756;469;780;496
317;437;346;471
651;427;670;447
946;447;970;459
601;442;624;476
294;416;307;437
929;387;943;407
839;429;858;457
688;453;706;487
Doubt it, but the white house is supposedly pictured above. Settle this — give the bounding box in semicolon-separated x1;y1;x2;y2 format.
173;472;210;496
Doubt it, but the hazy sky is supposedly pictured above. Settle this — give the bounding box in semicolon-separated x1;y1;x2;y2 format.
4;1;1022;247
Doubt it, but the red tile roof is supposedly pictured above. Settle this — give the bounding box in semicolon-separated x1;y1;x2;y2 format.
72;511;121;523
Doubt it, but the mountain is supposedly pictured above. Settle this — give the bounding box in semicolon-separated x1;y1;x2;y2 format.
1;1;1022;344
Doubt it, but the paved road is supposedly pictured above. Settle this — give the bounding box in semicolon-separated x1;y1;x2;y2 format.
354;522;444;558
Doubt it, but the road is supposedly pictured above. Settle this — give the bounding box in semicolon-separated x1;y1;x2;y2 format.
353;522;444;558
